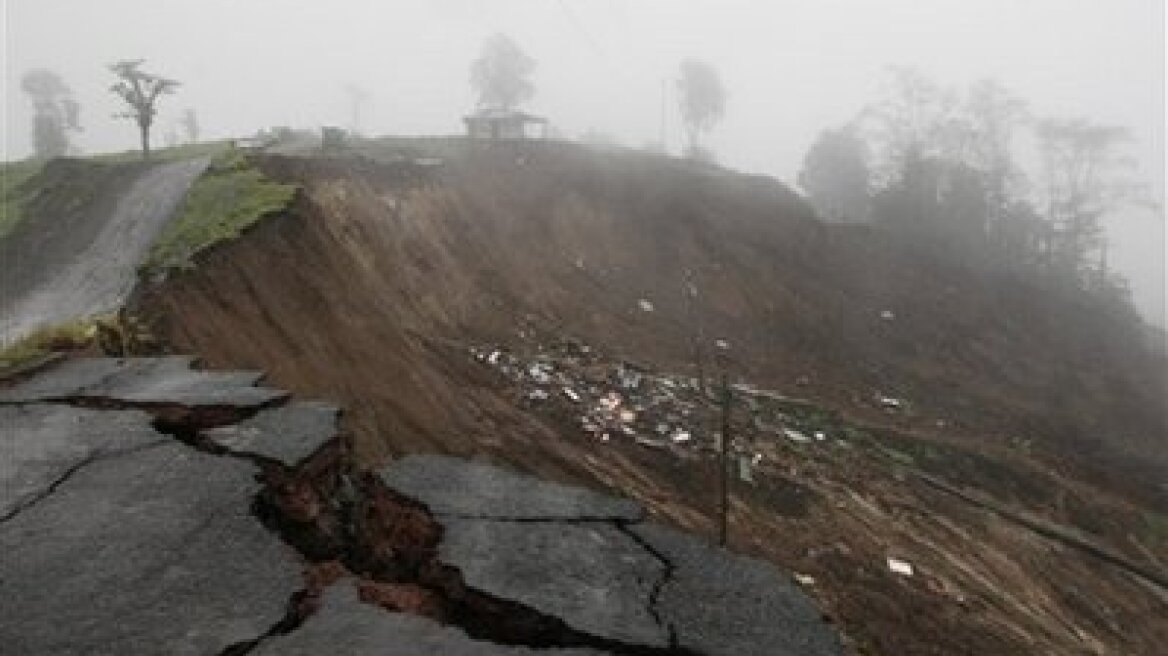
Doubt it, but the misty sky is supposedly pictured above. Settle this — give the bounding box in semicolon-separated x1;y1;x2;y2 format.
3;0;1164;325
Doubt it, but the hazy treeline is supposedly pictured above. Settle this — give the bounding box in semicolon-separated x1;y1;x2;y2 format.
798;67;1153;308
17;41;1148;321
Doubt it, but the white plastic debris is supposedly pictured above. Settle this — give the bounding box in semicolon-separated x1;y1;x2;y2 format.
528;363;553;384
784;428;811;443
814;431;827;441
886;557;914;577
751;452;764;466
878;395;904;410
599;392;622;411
670;429;692;443
618;367;643;390
737;455;755;483
715;339;730;351
793;573;816;586
638;299;655;312
619;409;637;423
487;350;501;366
526;389;550;401
635;436;667;449
562;387;581;402
880;309;895;321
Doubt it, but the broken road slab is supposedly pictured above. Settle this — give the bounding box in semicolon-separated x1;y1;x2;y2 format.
437;518;669;648
252;582;609;655
0;403;164;520
381;455;843;654
380;454;643;521
204;400;339;466
0;431;303;654
630;523;843;656
0;356;285;408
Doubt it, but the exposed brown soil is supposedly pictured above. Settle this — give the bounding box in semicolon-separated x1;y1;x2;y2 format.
138;143;1168;654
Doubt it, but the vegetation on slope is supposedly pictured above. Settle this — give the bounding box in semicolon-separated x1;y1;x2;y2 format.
0;310;158;375
0;159;46;238
90;139;233;165
144;150;297;275
0;317;97;372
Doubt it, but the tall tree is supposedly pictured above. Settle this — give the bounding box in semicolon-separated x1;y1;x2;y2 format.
109;60;180;159
1035;118;1145;283
470;34;535;111
180;108;200;143
676;59;726;158
861;66;957;185
964;79;1029;246
797;126;871;223
21;68;81;159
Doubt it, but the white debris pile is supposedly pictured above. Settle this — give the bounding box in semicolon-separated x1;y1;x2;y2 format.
470;340;713;454
470;337;855;461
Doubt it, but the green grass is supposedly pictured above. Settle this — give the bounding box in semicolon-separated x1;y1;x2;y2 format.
88;139;234;165
0;159;46;238
0;317;101;371
1;141;232;240
143;150;297;274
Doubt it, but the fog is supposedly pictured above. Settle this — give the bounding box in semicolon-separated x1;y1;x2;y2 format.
3;0;1163;325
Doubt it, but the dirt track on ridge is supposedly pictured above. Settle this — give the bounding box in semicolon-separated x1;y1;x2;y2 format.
0;156;208;342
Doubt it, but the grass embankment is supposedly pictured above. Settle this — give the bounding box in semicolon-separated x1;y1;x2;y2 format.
144;151;297;274
89;140;234;165
0;159;46;239
0;318;97;373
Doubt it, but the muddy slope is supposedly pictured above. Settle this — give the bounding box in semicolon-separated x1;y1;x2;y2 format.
1;156;208;341
144;146;1164;478
138;144;1168;654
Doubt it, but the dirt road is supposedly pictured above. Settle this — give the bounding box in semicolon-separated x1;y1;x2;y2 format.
0;157;208;342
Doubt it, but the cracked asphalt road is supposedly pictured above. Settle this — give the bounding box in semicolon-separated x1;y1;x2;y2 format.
379;454;844;656
0;358;843;655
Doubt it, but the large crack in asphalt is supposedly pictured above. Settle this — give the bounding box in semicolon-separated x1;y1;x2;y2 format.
10;390;704;655
252;468;704;655
615;520;681;650
410;511;685;651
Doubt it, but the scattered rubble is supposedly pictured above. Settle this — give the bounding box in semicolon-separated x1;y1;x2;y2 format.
793;573;817;587
887;557;915;577
468;338;861;474
469;341;718;456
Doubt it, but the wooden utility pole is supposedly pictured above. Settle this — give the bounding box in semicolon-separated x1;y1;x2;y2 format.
684;270;707;394
718;371;731;547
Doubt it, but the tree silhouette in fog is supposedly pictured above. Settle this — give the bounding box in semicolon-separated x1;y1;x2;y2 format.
22;69;81;159
109;60;180;159
470;34;535;111
676;59;726;160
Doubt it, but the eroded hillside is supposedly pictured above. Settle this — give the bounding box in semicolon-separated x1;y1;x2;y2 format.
137;142;1168;654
